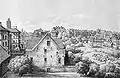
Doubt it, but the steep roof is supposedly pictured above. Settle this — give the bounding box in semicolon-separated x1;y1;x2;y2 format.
52;37;65;49
8;28;21;33
0;45;10;64
32;33;65;51
26;33;65;51
0;25;9;31
26;37;42;50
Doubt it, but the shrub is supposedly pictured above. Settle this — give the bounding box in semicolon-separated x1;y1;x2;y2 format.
75;61;89;75
7;55;33;76
87;63;99;77
18;64;30;76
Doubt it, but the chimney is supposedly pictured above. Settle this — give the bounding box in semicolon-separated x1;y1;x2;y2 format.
0;22;2;26
51;30;58;38
6;18;11;29
13;26;17;29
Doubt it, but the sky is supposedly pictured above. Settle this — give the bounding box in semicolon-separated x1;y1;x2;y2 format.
0;0;120;32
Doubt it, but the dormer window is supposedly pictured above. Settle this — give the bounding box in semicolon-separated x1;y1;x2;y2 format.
47;41;50;46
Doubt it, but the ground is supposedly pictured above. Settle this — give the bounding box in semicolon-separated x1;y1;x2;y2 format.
3;71;92;78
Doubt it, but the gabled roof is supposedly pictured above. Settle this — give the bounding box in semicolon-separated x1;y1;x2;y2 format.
52;37;65;49
8;28;21;33
29;33;64;51
0;25;9;31
26;37;42;50
0;45;10;64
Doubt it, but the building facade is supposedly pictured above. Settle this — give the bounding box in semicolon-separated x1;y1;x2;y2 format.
27;33;65;68
6;18;21;53
0;22;10;51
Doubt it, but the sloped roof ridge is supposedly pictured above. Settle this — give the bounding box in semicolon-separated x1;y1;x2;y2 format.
32;33;64;51
0;45;8;52
32;33;48;51
7;28;21;33
0;25;9;31
0;45;10;64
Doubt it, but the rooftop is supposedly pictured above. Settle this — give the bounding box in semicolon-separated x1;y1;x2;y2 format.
0;45;10;64
8;28;21;33
0;25;9;31
26;33;65;51
26;37;42;50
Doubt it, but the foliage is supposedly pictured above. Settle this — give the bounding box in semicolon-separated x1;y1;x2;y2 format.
74;51;120;78
7;55;33;76
75;61;89;75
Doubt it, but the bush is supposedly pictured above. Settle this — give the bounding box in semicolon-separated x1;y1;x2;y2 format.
18;64;30;76
7;55;33;76
104;72;116;78
87;63;99;77
75;61;89;75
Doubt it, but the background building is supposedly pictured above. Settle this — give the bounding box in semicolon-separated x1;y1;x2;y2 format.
6;18;21;54
0;22;10;52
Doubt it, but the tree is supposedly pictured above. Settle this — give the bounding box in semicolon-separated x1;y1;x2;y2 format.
8;55;33;76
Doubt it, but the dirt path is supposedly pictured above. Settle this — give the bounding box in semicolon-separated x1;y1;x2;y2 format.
3;72;92;78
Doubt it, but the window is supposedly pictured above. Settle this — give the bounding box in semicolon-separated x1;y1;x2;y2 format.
16;40;18;43
5;42;7;46
47;41;50;46
44;58;47;62
13;45;16;49
13;40;15;43
2;42;4;46
58;58;61;64
56;52;58;55
2;35;4;40
44;48;47;52
5;35;7;40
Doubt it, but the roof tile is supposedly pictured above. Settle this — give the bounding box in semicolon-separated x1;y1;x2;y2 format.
0;45;10;64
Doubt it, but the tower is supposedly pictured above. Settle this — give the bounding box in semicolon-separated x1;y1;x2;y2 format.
6;18;11;29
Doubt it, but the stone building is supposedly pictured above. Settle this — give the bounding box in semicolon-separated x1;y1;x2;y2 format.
26;32;65;68
0;22;10;52
6;18;21;53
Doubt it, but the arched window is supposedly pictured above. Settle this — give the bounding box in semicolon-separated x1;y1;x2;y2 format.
5;35;7;40
5;42;7;46
2;35;4;40
2;42;4;46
